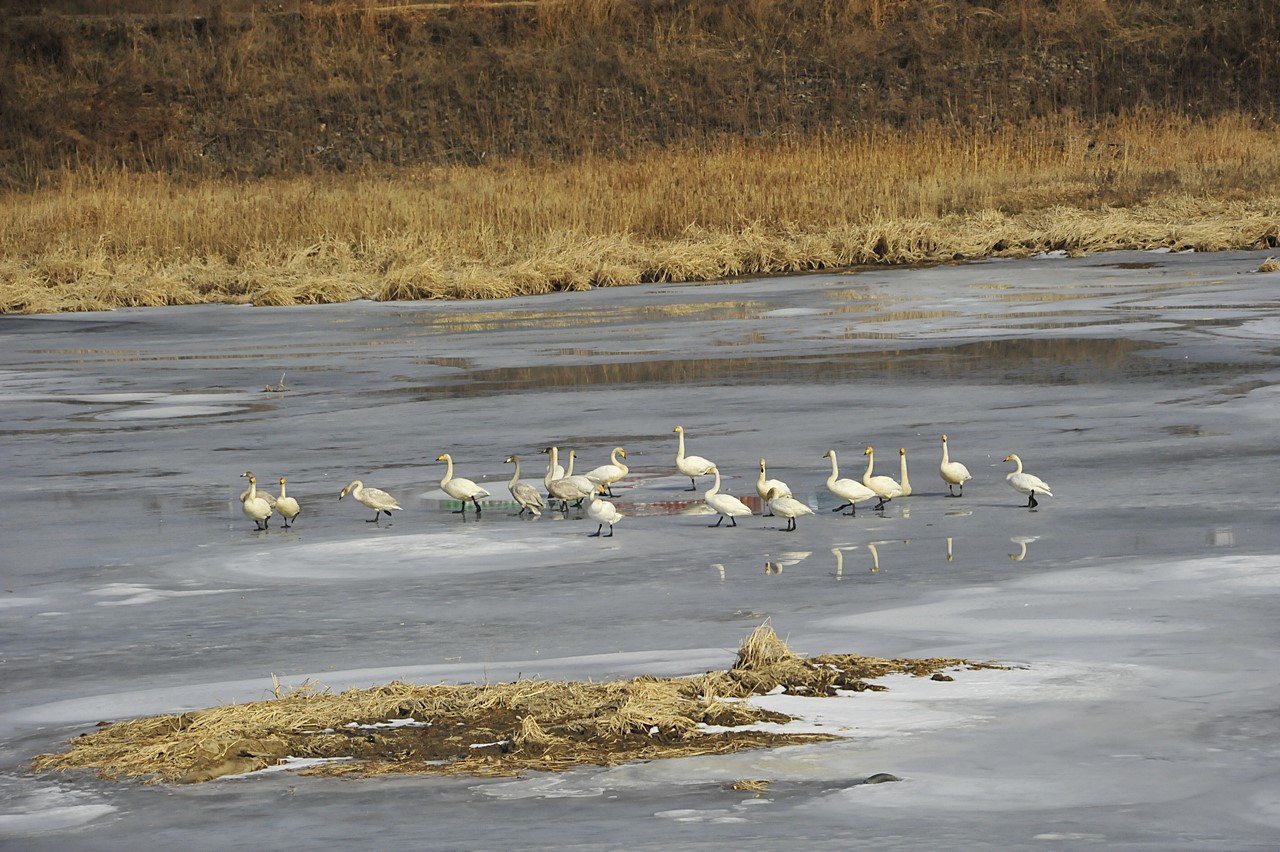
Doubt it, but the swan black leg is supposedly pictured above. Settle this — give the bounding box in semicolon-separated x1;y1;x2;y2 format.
590;524;603;537
729;517;738;527
473;498;483;514
710;516;725;528
687;479;698;491
1027;493;1038;509
831;502;849;513
605;525;614;537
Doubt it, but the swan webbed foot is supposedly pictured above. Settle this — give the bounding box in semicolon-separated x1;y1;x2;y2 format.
728;517;738;527
686;481;698;491
605;527;614;537
589;525;603;537
709;516;725;528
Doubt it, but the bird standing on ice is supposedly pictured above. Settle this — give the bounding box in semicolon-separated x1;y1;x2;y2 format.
862;446;904;510
1003;454;1053;508
673;426;716;491
339;479;402;523
939;434;972;497
275;476;301;528
755;458;792;516
822;449;876;515
584;447;629;497
587;486;623;537
765;487;813;532
437;453;490;515
239;472;273;530
702;466;753;528
504;455;544;517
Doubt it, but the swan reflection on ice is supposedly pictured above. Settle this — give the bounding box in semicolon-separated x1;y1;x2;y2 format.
1009;535;1041;562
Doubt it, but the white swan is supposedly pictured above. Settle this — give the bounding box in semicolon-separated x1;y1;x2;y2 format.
898;448;913;497
504;455;544;517
765;486;813;532
239;473;276;508
540;447;565;492
702;466;752;528
584;447;629;497
940;434;973;497
239;472;272;530
563;450;599;497
587;486;624;537
1004;454;1053;508
862;446;904;510
673;425;716;491
755;458;792;516
543;446;594;512
339;479;402;523
822;449;876;515
437;453;489;514
275;476;300;528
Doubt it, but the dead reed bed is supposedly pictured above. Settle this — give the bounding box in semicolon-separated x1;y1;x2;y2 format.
3;113;1279;314
30;624;1004;784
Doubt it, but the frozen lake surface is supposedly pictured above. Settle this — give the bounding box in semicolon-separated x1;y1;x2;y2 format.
4;249;1280;849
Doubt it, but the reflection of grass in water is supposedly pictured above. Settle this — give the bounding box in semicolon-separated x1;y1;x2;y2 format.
30;624;1006;784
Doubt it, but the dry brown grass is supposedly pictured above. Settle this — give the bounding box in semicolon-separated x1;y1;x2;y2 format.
29;623;1004;784
3;113;1279;314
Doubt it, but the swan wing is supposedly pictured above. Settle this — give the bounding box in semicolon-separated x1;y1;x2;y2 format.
831;478;876;502
758;477;792;499
362;487;402;510
707;493;753;516
867;475;904;499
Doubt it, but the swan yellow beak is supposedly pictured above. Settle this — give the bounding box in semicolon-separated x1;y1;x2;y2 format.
436;454;447;462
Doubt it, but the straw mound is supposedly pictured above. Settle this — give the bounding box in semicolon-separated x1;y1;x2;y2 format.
30;625;1004;785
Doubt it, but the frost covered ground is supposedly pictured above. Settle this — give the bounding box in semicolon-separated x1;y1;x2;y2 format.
3;249;1280;850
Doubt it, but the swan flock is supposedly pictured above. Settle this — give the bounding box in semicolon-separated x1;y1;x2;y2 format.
237;431;1053;533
